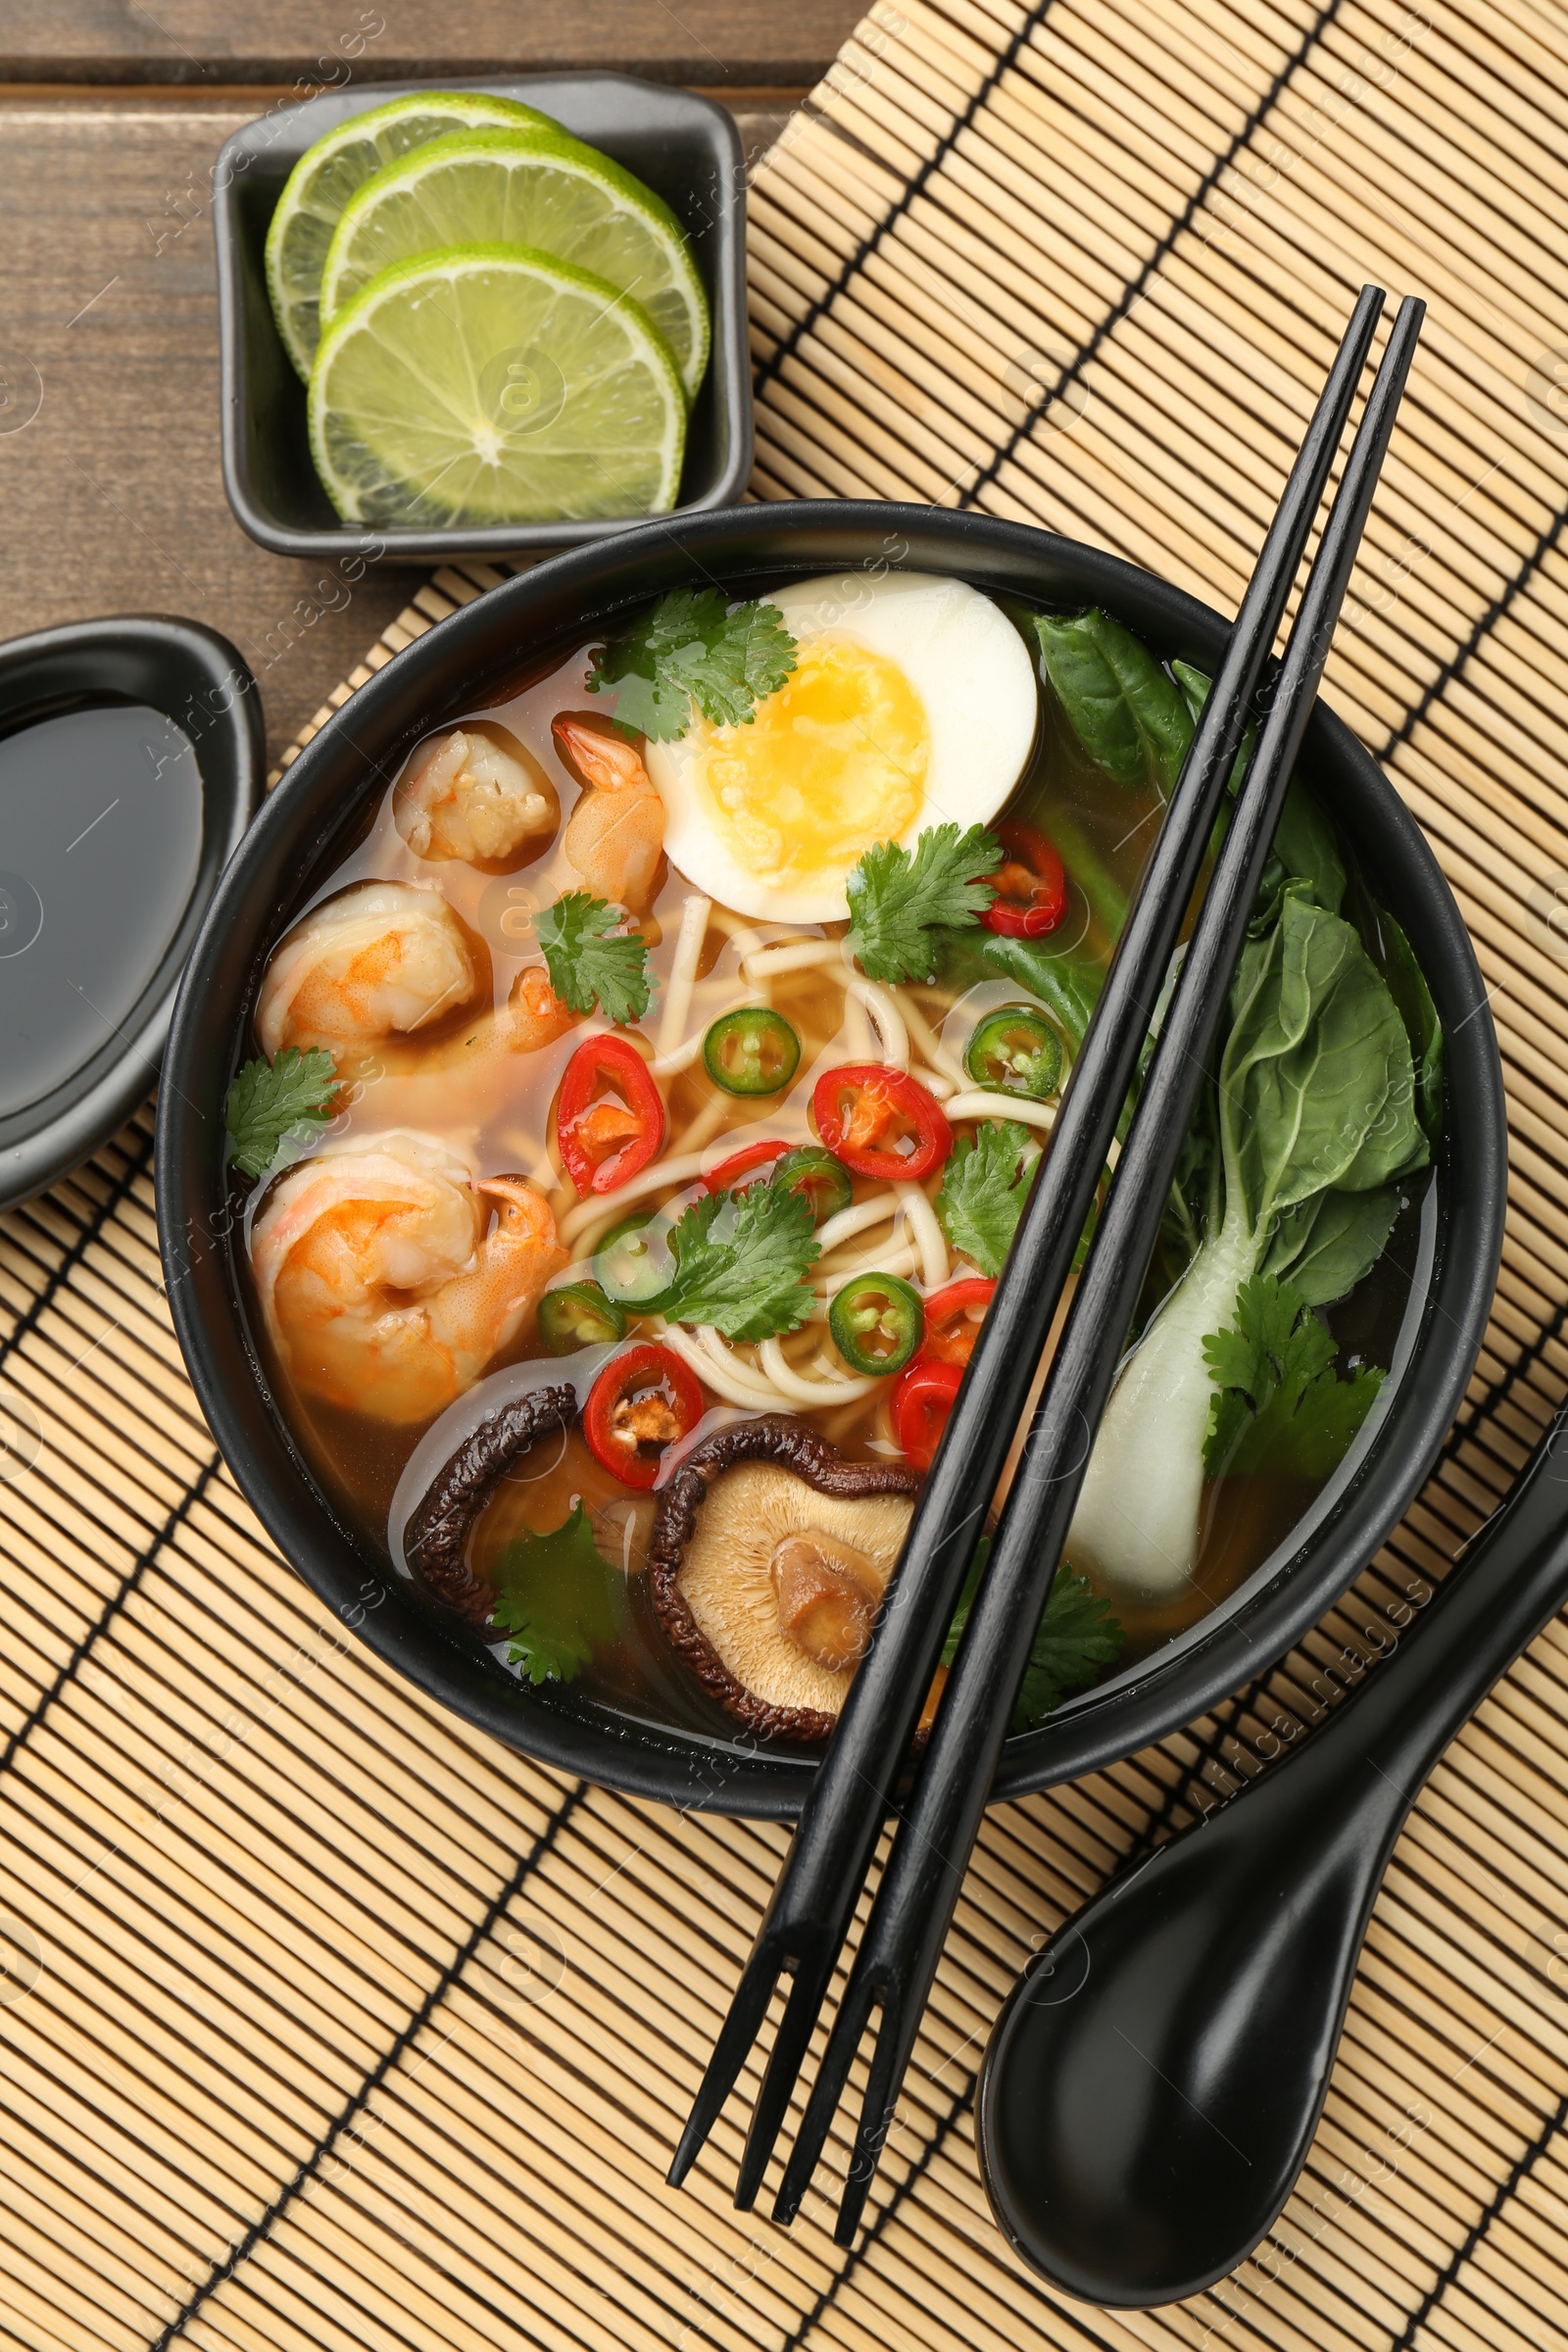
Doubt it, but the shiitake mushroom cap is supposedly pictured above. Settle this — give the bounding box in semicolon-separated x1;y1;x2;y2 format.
648;1415;920;1743
404;1383;577;1625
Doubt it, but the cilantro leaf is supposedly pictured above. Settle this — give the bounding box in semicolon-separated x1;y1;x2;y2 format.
936;1119;1041;1277
587;588;797;741
1202;1273;1385;1482
846;823;1001;983
490;1500;624;1686
534;890;651;1023
1016;1570;1126;1725
943;1543;1124;1730
657;1179;819;1341
223;1047;338;1181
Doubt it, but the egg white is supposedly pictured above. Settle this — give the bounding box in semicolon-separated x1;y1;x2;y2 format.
645;570;1039;922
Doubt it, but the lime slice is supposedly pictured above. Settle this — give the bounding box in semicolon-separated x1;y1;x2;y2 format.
309;244;687;528
319;126;710;401
266;92;558;380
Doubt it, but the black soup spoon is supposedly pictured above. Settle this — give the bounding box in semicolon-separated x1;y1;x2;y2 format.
976;1402;1568;2309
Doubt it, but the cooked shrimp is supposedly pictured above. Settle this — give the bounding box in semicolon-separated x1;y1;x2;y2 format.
252;1131;566;1423
394;725;559;865
506;963;577;1052
554;713;665;913
258;880;476;1057
371;964;578;1078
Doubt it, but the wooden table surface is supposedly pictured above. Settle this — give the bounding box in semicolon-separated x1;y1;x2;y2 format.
0;6;851;770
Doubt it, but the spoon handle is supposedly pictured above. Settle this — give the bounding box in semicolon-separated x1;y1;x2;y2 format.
970;1402;1568;2312
1306;1402;1568;1809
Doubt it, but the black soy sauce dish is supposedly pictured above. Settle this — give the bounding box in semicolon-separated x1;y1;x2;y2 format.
975;1402;1568;2309
0;618;263;1211
154;502;1506;1820
212;74;753;563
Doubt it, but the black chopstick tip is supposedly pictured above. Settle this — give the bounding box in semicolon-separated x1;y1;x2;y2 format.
667;2101;722;2187
832;2195;866;2248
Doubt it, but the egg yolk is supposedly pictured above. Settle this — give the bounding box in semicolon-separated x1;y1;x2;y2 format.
692;636;929;889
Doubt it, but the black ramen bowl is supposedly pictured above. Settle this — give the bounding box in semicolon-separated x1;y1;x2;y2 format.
156;504;1506;1820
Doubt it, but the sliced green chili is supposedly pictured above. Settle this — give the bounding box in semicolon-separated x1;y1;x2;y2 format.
537;1281;628;1354
594;1210;678;1310
828;1272;924;1375
965;1006;1064;1101
770;1144;854;1226
702;1006;802;1096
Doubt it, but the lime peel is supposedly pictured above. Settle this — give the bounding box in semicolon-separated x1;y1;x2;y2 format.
266;91;558;381
319;124;710;401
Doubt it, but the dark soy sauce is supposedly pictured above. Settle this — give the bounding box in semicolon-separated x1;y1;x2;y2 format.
0;703;201;1115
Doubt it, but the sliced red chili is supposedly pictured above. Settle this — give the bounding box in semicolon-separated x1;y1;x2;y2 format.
557;1034;664;1197
919;1278;997;1368
583;1343;703;1491
981;822;1068;938
811;1063;953;1182
701;1140;787;1195
892;1356;963;1472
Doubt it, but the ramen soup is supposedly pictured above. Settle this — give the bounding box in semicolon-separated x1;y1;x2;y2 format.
235;572;1439;1748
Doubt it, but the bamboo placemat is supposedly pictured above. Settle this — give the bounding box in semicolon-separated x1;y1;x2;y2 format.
4;2;1567;2345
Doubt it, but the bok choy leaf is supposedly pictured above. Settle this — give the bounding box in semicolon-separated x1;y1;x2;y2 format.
1067;880;1430;1597
1035;610;1194;792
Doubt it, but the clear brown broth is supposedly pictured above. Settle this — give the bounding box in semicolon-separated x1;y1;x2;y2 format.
242;600;1420;1741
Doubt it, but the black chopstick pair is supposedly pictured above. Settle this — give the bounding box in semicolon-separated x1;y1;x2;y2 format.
670;284;1426;2240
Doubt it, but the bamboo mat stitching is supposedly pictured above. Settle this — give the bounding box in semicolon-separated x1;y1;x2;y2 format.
775;2076;982;2352
154;1781;590;2351
1389;2080;1568;2352
0;1449;222;1788
770;2066;1149;2352
959;0;1354;510
1380;498;1568;759
1446;1307;1568;1472
0;1124;154;1382
752;0;1057;401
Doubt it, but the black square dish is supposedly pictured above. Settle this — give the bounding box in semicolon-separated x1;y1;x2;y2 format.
212;74;754;562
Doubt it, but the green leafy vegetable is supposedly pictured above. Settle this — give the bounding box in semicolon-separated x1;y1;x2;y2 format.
1224;883;1428;1209
936;1119;1041;1278
1172;659;1256;803
1262;786;1347;922
490;1501;623;1686
1370;908;1444;1145
1203;1274;1385;1481
1039;806;1130;941
943;1543;1124;1730
1070;881;1428;1592
534;889;652;1023
223;1047;338;1180
934;924;1103;1054
656;1179;820;1340
587;588;797;741
1262;1184;1401;1307
1036;610;1193;791
1174;659;1343;915
846;823;1001;983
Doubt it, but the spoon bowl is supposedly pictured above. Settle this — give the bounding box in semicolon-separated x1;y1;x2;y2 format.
977;1408;1568;2307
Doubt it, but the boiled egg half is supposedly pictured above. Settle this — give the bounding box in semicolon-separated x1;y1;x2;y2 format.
644;571;1039;922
